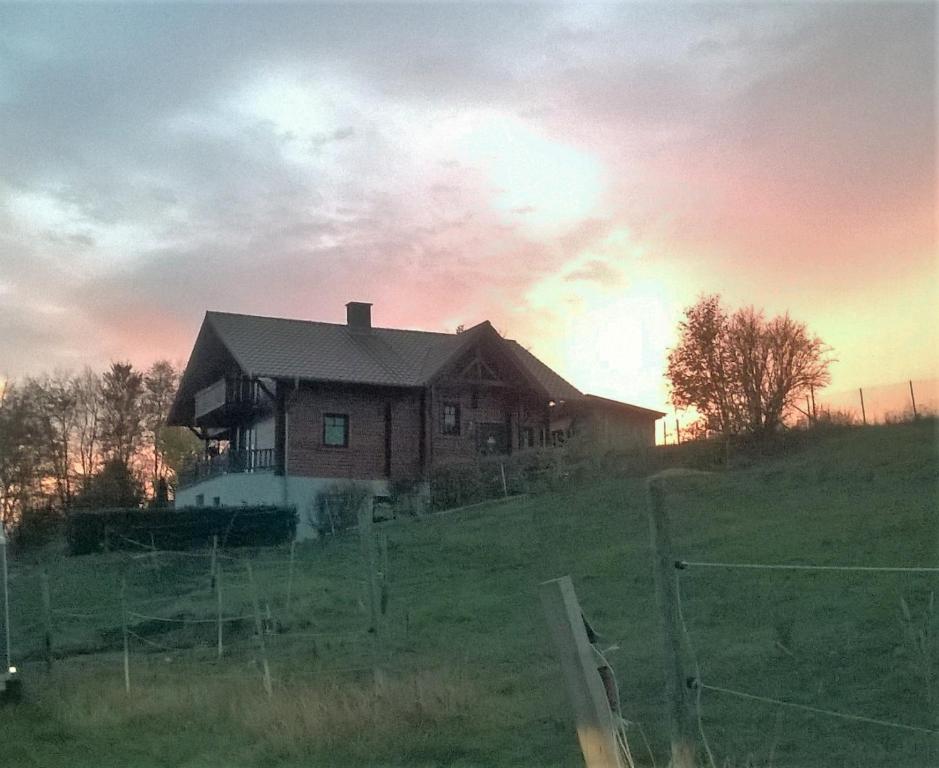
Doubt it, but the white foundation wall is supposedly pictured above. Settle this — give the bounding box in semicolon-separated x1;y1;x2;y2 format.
174;473;391;541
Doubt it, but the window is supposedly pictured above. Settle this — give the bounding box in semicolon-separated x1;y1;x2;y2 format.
323;413;349;447
522;427;535;449
212;496;221;507
195;494;204;507
441;403;461;435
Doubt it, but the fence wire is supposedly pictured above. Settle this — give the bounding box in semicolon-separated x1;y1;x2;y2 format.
675;567;939;747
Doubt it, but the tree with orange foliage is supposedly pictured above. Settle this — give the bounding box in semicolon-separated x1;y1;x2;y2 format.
667;295;832;437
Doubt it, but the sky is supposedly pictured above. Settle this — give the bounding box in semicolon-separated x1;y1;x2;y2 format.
0;2;936;413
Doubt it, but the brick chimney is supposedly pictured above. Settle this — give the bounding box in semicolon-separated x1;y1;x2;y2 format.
346;302;372;331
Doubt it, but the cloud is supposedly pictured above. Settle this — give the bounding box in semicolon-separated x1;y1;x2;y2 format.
564;260;622;286
0;2;933;407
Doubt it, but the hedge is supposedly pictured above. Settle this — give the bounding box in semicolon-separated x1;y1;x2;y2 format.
66;505;297;556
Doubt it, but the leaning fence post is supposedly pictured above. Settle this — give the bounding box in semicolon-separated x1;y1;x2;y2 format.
647;479;696;768
245;561;273;698
539;576;623;768
859;388;867;425
40;569;53;673
909;380;918;419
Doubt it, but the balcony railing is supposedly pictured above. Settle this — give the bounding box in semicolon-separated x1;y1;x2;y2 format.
194;377;265;421
178;448;276;488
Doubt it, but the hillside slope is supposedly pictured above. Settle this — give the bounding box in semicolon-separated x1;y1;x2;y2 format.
2;420;937;767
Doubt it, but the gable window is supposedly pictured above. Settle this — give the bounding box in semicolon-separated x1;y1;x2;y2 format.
323;413;349;447
441;403;461;435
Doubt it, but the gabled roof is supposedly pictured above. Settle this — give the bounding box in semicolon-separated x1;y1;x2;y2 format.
168;311;585;425
206;310;458;387
583;393;666;419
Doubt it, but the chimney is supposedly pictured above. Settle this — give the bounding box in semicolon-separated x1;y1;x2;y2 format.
346;301;372;331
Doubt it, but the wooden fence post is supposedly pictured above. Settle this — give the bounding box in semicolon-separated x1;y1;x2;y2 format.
647;479;696;768
216;557;224;659
40;570;53;673
539;576;623;768
359;503;380;634
379;532;389;616
910;380;918;419
245;561;273;698
210;534;218;590
859;388;867;425
121;577;131;694
285;540;296;612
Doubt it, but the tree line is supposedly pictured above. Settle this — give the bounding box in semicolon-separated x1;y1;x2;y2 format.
0;361;199;534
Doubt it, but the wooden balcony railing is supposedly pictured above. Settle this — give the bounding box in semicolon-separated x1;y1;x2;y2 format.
177;448;276;488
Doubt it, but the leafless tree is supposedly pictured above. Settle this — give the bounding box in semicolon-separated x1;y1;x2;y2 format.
143;360;180;488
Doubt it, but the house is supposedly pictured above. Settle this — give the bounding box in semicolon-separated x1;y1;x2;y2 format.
167;303;664;535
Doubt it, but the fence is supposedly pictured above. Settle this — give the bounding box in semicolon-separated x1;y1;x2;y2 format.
658;377;938;445
2;510;540;709
644;477;939;768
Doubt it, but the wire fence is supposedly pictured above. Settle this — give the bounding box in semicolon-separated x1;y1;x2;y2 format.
3;522;539;705
672;555;939;763
658;377;938;445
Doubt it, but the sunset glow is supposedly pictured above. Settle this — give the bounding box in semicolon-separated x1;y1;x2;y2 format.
0;3;935;418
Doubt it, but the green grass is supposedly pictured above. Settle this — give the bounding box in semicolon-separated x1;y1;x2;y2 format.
2;419;937;767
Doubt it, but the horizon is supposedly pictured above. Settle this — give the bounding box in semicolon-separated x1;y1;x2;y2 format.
1;3;936;414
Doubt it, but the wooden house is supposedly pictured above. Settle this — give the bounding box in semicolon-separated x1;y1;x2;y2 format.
167;303;663;535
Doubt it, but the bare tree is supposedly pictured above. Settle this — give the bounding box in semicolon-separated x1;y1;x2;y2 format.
0;383;45;531
142;360;179;489
74;367;103;483
667;295;832;437
26;372;80;508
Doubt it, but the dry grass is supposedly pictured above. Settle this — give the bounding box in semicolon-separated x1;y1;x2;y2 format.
36;664;475;758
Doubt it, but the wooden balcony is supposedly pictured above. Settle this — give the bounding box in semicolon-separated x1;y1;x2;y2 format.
177;448;276;489
194;377;266;425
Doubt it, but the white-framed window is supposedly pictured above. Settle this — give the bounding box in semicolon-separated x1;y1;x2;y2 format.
323;413;349;447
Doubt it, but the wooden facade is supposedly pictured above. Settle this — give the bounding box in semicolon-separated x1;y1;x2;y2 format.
169;305;663;494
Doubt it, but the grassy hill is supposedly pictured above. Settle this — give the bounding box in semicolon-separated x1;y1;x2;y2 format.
2;419;937;767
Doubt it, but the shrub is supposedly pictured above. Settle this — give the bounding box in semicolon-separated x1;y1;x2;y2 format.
72;458;145;510
65;505;297;556
814;408;858;427
387;474;424;517
11;505;64;552
313;482;371;536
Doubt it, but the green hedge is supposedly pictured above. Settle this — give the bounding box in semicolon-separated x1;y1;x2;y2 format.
66;505;297;556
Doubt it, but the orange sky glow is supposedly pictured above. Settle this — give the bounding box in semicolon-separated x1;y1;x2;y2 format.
0;4;935;423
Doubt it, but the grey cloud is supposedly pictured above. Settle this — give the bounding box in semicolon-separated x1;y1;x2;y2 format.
0;3;933;377
311;126;356;149
564;260;622;285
